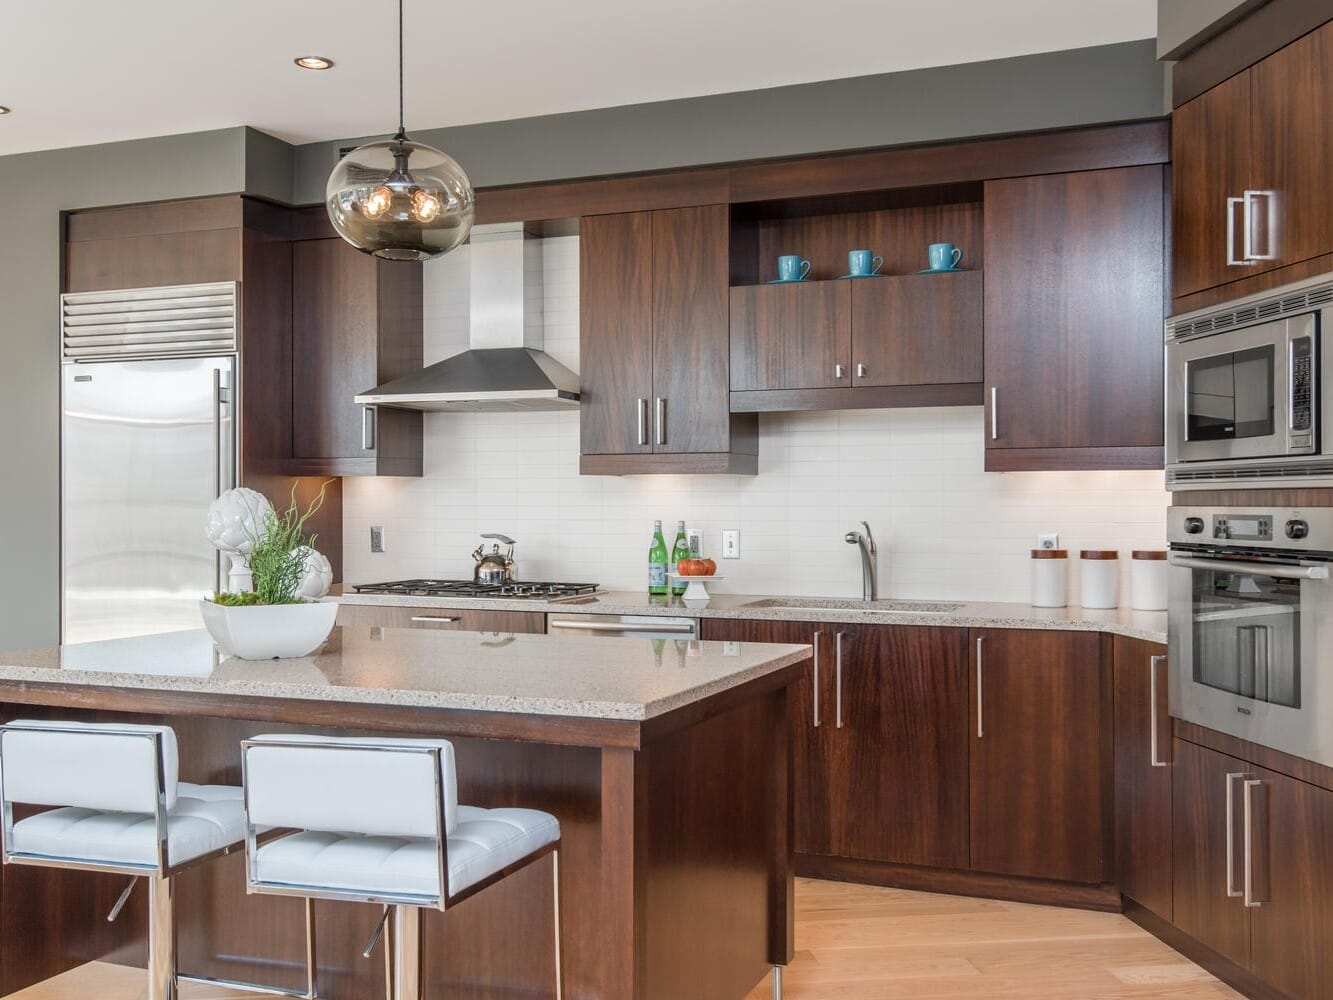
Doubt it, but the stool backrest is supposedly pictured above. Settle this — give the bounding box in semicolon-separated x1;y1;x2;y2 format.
0;720;179;813
242;735;458;840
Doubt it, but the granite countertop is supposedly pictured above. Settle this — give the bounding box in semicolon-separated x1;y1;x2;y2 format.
0;628;808;722
340;589;1168;644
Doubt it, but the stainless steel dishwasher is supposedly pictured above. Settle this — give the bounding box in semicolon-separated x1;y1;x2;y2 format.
546;613;699;640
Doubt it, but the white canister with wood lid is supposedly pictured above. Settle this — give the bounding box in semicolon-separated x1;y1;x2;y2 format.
1130;550;1168;611
1080;550;1119;609
1030;549;1068;608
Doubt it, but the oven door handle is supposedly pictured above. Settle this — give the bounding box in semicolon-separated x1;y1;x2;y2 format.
1168;555;1329;581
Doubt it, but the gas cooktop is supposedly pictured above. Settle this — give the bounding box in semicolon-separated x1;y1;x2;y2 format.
352;579;600;601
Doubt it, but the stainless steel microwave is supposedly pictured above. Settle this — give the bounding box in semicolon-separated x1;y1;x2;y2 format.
1168;506;1333;767
1166;273;1333;489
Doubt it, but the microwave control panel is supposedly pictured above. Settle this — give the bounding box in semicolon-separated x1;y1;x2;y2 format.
1211;514;1274;541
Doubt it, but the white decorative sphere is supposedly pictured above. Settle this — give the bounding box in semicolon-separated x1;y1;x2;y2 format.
294;547;333;599
206;488;273;556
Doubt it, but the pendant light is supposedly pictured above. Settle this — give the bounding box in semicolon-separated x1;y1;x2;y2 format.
325;0;475;261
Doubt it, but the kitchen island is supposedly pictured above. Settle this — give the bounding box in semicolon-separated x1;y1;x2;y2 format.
0;627;809;1000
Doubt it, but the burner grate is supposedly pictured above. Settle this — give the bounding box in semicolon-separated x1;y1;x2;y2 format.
353;579;600;601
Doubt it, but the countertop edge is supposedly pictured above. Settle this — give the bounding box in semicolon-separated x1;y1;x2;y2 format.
339;592;1168;645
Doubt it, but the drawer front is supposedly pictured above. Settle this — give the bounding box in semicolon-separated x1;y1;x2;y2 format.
337;604;545;634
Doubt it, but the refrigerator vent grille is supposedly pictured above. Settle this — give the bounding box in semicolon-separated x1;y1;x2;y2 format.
61;282;238;360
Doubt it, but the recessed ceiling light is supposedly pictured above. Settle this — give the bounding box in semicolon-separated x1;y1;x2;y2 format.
0;107;10;115
294;56;334;71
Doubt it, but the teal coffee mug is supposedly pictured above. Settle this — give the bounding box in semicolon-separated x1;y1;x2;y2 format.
778;255;811;282
927;243;963;271
848;249;883;276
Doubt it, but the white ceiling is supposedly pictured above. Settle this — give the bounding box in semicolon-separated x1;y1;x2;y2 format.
0;0;1156;157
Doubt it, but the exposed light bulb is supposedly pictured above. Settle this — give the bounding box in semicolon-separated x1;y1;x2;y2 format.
411;189;441;223
362;185;393;219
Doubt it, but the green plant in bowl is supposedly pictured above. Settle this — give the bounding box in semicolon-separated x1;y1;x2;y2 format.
210;482;329;606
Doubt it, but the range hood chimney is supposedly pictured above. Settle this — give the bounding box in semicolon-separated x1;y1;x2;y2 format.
355;222;579;411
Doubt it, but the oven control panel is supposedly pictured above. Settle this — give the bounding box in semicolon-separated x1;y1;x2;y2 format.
1211;514;1273;541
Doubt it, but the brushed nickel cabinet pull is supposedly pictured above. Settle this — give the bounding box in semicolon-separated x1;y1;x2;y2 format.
409;616;459;624
835;632;845;729
1225;771;1247;898
812;632;822;728
655;397;666;446
636;398;648;446
1243;778;1266;908
1150;655;1169;768
975;636;985;738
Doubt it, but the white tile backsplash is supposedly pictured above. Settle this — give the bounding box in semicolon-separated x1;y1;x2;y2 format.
343;235;1169;604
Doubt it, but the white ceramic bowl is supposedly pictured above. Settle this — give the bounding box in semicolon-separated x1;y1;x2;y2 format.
199;598;339;660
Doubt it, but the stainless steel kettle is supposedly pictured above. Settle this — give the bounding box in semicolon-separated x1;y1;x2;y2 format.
472;534;517;584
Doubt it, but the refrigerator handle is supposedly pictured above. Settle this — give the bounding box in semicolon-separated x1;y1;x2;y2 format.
212;368;223;500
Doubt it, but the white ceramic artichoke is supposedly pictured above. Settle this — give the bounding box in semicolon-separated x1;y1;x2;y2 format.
206;488;273;556
294;546;334;599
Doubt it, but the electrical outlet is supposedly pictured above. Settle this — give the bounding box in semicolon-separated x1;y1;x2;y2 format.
722;529;740;559
1038;533;1060;550
370;526;386;553
686;527;704;558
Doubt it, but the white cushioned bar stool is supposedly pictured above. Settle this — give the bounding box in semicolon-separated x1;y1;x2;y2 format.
241;734;563;1000
0;720;316;1000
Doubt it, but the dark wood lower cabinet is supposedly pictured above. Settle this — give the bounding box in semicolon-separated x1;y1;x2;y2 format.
1113;637;1173;920
335;604;546;634
968;629;1109;884
1171;738;1252;972
700;620;969;870
1246;765;1333;1000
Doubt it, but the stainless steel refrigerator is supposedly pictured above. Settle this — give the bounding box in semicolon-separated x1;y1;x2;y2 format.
61;283;238;643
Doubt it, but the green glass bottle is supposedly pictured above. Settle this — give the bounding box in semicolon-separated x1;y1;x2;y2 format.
648;520;669;596
670;521;690;595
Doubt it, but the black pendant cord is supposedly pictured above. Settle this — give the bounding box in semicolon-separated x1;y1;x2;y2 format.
395;0;406;141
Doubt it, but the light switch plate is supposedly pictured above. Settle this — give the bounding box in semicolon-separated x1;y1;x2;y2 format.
1038;533;1060;550
722;529;740;559
370;526;386;553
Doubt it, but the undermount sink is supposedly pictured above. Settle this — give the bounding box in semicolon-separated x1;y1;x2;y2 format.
741;597;965;615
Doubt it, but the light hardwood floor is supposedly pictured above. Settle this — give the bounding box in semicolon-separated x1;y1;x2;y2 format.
10;879;1239;1000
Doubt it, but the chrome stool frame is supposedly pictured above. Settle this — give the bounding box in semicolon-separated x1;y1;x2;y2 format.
0;722;316;1000
241;736;564;1000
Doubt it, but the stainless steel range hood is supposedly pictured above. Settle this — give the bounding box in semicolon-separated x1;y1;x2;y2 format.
355;222;579;412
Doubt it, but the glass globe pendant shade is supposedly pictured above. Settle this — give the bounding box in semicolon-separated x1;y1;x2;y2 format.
326;135;475;261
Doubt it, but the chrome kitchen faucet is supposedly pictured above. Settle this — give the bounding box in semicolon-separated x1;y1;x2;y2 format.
845;521;879;601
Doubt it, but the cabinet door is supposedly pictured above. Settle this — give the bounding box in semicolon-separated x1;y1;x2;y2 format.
579;212;654;456
652;205;731;453
291;238;423;473
729;282;851;391
850;272;982;388
699;618;825;855
1250;21;1333;276
1171;73;1254;298
984;166;1166;459
1113;637;1173;920
824;626;969;868
1247;767;1333;999
969;629;1108;883
1171;739;1251;970
292;239;377;461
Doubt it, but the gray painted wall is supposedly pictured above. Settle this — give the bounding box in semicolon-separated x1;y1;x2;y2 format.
1157;0;1262;59
292;40;1166;201
0;39;1166;650
0;129;247;649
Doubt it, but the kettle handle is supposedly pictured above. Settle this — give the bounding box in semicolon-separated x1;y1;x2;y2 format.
481;533;516;546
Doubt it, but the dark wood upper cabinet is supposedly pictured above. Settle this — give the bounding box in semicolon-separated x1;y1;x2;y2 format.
1172;19;1333;306
1113;637;1173;922
850;272;982;388
1249;20;1333;281
288;235;423;477
651;206;733;455
983;165;1167;471
579;211;654;457
580;206;757;474
968;628;1109;884
1171;73;1254;299
729;282;850;392
1171;739;1252;970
